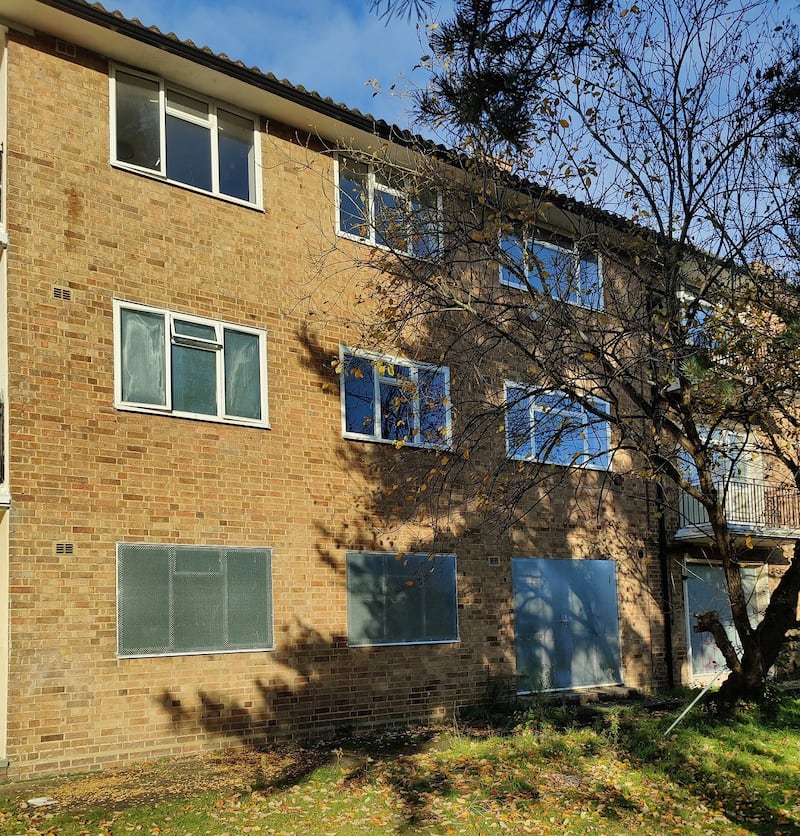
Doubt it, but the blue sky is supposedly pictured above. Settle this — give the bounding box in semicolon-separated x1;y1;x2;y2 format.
106;0;451;128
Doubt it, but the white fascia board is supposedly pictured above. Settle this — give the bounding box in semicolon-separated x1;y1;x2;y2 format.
0;0;399;155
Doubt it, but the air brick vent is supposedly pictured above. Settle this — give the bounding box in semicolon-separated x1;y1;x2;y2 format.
55;542;74;555
53;286;71;301
55;40;77;58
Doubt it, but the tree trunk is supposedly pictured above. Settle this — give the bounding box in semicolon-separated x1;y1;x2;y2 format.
716;540;800;712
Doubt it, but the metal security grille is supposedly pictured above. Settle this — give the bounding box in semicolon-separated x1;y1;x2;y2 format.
346;551;459;646
117;543;273;657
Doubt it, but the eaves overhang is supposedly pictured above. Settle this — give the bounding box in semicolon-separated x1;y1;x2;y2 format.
0;0;664;244
0;0;431;161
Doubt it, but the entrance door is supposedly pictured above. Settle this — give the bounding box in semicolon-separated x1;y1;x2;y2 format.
685;562;768;679
512;557;622;692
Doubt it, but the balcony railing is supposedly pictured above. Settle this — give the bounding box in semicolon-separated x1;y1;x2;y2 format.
677;478;800;539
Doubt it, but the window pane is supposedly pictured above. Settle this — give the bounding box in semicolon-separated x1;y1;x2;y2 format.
172;344;217;415
347;552;386;645
534;401;584;465
585;403;610;468
227;549;273;648
419;556;459;641
418;367;448;446
166;114;212;191
115;71;161;171
224;329;262;420
374;188;405;249
532;241;572;297
338;158;369;237
173;571;223;652
167;89;209;121
343;354;375;435
218;109;255;201
579;253;602;308
385;554;426;642
500;232;526;288
374;165;406;191
380;377;415;441
506;386;532;459
118;545;171;655
411;193;440;258
174;319;217;342
120;308;167;406
174;547;219;574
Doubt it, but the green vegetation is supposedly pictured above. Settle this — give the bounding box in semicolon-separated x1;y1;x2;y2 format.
2;696;799;834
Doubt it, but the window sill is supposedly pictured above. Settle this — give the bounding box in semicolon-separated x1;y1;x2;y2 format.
499;278;604;312
111;162;264;212
343;431;449;451
336;229;441;261
116;403;271;430
119;645;275;659
348;638;460;649
508;456;610;472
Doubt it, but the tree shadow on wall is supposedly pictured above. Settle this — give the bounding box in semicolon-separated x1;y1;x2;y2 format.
153;307;672;785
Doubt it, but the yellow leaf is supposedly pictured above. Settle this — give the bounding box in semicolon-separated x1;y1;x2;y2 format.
559;118;570;128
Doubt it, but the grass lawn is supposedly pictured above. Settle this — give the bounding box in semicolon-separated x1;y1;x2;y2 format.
1;693;799;834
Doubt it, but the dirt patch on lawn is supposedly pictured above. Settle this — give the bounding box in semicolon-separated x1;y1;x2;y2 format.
0;728;442;815
0;747;324;814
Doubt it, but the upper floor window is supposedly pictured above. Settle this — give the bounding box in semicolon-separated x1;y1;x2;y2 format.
340;347;450;448
500;229;602;309
505;384;610;469
113;300;268;428
679;427;760;486
336;155;441;256
678;291;720;349
111;65;261;207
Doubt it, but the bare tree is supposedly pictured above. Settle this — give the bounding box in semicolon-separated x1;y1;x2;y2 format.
330;0;800;709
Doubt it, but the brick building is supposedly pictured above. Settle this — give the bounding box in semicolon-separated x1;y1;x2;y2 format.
0;0;795;778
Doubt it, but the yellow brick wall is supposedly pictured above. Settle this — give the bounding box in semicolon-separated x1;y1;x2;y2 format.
2;31;668;778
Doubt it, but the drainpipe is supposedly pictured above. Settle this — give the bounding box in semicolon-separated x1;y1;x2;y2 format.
655;479;675;689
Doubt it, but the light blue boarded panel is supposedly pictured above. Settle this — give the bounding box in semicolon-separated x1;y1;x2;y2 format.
512;557;622;691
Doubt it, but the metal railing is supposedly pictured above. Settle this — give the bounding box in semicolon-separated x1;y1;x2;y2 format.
679;478;800;531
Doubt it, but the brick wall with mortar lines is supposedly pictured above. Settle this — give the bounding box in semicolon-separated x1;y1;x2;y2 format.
3;31;667;779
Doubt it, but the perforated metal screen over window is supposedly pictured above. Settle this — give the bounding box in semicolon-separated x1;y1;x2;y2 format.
346;551;459;646
117;544;273;657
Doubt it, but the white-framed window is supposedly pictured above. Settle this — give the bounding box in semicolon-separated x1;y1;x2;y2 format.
679;427;761;486
113;299;269;427
505;384;611;469
117;543;273;657
336;154;441;256
346;551;459;647
110;65;261;207
500;229;602;309
677;290;720;349
340;347;451;448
